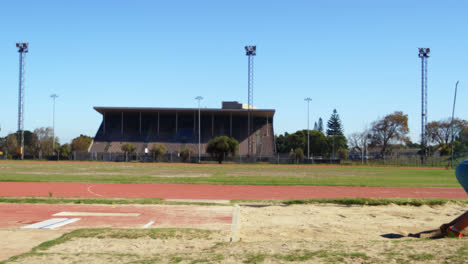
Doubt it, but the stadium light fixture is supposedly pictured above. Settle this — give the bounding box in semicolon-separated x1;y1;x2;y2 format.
195;96;203;163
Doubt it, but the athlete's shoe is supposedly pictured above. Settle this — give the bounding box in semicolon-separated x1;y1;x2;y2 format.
446;226;463;238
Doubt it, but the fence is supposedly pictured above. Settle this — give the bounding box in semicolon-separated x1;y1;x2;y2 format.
66;151;468;168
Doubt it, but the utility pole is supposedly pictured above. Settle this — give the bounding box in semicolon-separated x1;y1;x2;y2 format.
304;97;312;160
16;42;29;160
195;96;203;163
51;94;59;156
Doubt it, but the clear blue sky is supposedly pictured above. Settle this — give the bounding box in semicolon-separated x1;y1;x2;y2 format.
1;0;467;144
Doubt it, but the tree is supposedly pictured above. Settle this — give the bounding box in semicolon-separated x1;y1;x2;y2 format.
121;143;136;153
59;144;72;159
179;148;195;162
276;130;328;156
23;130;38;157
150;144;167;161
286;133;303;151
317;118;324;133
426;118;467;146
6;134;18;157
33;127;56;158
313;122;318;131
326;109;344;136
275;133;289;153
327;135;348;158
295;148;304;163
71;135;93;152
206;136;238;164
308;130;328;156
370;111;409;156
348;132;363;153
348;130;370;153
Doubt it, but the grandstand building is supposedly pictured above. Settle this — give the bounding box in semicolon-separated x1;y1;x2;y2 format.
89;102;275;156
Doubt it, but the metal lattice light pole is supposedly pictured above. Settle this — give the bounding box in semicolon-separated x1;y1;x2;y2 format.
304;97;312;160
16;42;29;160
51;94;59;156
245;45;256;157
195;96;203;163
418;48;430;163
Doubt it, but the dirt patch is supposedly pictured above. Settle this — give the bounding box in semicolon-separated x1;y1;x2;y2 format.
4;203;468;263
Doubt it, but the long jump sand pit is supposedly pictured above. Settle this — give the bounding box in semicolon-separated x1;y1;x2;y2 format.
4;202;468;263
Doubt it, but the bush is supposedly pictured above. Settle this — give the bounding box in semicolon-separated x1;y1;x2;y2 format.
150;144;166;161
206;136;238;164
179;148;195;162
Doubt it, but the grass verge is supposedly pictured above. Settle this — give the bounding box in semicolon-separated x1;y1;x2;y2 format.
2;196;467;207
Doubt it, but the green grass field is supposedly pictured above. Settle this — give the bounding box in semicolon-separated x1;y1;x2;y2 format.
0;160;460;188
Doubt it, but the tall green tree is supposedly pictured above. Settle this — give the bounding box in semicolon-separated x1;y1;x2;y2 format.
326;109;344;136
275;133;289;153
206;136;238;164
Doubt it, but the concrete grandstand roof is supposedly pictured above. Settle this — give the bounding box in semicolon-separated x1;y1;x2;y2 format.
93;106;275;117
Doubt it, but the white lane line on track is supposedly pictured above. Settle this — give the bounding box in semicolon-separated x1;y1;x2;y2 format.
87;185;104;197
54;212;140;217
143;221;155;228
22;218;80;229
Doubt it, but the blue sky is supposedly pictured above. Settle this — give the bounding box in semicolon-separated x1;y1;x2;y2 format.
1;0;467;144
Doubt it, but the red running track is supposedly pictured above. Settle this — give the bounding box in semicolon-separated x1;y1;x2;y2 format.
0;203;233;230
0;182;466;199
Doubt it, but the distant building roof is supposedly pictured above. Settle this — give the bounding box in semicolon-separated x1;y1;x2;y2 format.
94;102;274;117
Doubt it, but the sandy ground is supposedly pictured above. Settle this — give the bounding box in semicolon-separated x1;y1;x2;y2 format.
0;229;64;261
3;203;468;263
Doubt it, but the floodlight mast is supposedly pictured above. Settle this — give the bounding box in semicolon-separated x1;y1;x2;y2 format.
245;45;256;157
418;48;430;163
16;42;29;160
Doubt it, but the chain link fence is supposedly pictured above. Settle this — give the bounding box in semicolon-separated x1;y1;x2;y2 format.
64;151;468;168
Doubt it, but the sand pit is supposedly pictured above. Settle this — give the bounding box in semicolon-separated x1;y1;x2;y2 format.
3;203;468;264
239;203;468;242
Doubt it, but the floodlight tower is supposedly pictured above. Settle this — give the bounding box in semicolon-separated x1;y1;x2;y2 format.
16;42;29;160
418;48;430;163
245;45;256;157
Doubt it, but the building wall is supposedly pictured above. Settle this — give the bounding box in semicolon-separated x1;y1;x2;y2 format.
90;111;275;156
